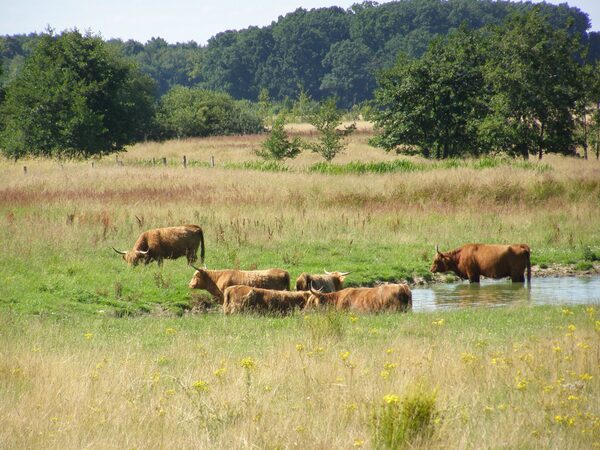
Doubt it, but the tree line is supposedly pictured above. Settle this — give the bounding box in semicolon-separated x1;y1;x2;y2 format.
0;1;599;160
2;0;598;107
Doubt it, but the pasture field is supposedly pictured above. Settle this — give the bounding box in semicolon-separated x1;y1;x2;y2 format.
1;133;599;316
1;306;599;448
1;133;600;447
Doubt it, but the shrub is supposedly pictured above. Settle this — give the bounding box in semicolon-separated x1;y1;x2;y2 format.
371;384;438;449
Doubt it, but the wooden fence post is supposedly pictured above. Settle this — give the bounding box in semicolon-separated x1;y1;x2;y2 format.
23;166;27;174
210;155;215;168
162;157;167;166
183;155;187;168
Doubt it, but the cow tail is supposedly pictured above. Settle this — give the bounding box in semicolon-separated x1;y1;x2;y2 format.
199;227;205;264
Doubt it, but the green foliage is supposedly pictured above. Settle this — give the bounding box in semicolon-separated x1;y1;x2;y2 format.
481;8;586;159
371;384;438;449
305;98;356;161
222;160;289;172
0;30;156;159
256;114;302;161
371;26;486;158
156;86;263;138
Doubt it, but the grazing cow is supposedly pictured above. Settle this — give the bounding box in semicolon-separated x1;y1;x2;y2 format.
295;270;350;292
189;267;290;302
113;224;204;267
223;285;310;314
430;243;531;283
306;284;412;313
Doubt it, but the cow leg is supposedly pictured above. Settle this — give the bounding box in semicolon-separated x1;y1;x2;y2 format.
467;271;480;283
511;271;525;283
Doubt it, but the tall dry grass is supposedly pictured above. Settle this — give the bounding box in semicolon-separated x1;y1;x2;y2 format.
0;306;598;449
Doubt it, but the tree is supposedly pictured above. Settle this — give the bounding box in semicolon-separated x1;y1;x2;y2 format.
156;86;263;139
371;26;486;158
305;98;355;161
0;30;156;159
320;40;376;108
480;9;585;159
588;61;600;160
256;114;302;160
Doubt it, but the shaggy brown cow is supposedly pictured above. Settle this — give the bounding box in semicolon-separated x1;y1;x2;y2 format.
189;267;290;302
295;270;350;292
113;224;204;266
223;285;310;314
306;283;412;313
430;243;531;283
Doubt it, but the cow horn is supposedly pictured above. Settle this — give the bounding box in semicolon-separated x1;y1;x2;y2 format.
436;244;441;254
324;269;331;275
190;264;203;272
339;271;351;276
112;247;127;255
309;281;324;295
135;250;149;255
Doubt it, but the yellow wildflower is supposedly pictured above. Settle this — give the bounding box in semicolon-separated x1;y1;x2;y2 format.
383;394;400;405
353;438;364;447
165;389;175;396
214;367;227;378
84;332;93;340
380;370;390;380
240;357;256;370
383;362;397;370
515;378;528;391
339;351;351;361
296;343;305;352
461;352;477;364
432;318;445;326
192;380;209;392
562;308;573;316
579;373;593;381
165;327;176;335
349;314;358;323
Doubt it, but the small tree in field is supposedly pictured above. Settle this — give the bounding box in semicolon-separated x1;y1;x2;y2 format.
305;98;355;162
256;114;302;161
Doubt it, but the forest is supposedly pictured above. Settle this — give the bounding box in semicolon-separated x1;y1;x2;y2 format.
2;0;599;104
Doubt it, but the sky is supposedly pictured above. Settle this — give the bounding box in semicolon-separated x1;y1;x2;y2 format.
1;0;599;45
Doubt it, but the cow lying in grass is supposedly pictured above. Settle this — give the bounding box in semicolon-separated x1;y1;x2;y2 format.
223;285;309;314
189;267;290;302
295;270;349;292
306;283;412;312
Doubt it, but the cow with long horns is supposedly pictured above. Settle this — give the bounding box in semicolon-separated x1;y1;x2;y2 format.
113;224;204;267
295;270;350;293
306;283;412;313
189;267;290;302
430;243;531;283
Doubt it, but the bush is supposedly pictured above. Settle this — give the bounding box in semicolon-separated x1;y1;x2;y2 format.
256;114;302;160
371;384;438;449
156;86;263;139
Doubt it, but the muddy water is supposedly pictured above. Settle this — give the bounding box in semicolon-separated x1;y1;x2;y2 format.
412;276;600;312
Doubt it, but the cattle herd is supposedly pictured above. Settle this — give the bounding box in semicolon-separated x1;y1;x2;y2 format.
113;224;532;314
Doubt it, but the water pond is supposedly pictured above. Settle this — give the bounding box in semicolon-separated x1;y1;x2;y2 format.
412;276;600;312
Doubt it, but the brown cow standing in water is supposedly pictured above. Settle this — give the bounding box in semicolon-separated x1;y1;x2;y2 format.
113;224;204;267
223;285;310;314
295;270;350;293
306;283;412;313
189;267;290;302
430;243;531;283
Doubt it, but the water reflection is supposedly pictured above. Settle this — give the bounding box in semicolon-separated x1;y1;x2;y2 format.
413;276;600;312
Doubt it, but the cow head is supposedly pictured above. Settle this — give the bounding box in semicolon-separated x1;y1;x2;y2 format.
324;270;350;289
430;245;452;273
306;283;326;308
112;247;148;266
188;265;209;289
